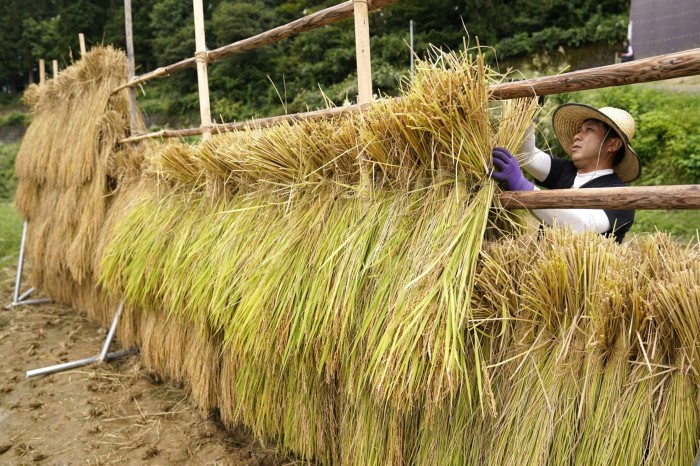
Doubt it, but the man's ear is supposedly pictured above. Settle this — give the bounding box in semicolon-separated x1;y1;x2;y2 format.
607;137;623;153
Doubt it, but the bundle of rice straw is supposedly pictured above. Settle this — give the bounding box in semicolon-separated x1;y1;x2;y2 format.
14;45;144;325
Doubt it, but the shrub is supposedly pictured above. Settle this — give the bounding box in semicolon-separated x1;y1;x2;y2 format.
0;111;29;127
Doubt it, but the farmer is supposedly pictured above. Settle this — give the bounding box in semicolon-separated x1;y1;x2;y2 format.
617;38;635;62
491;104;641;243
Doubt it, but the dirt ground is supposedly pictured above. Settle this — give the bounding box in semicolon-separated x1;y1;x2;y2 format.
0;264;290;466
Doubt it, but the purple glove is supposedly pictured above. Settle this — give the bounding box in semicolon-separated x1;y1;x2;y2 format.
490;147;534;191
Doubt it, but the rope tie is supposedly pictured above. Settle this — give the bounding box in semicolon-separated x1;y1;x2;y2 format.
195;50;210;65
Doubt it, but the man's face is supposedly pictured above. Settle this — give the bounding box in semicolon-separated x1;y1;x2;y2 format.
571;119;617;172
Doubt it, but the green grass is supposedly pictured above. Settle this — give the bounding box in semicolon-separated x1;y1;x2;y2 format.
630;210;700;242
0;202;22;267
0;142;19;201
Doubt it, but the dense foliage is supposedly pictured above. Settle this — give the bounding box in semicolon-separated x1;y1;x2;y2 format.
1;0;630;118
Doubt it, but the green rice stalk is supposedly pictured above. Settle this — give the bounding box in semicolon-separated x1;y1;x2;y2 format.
646;366;699;465
339;394;419;466
652;266;700;378
600;363;656;466
573;334;630;465
486;347;559;465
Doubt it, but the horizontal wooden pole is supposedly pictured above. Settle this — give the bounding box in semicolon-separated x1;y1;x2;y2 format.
490;48;700;99
112;0;396;93
119;48;700;143
498;185;700;210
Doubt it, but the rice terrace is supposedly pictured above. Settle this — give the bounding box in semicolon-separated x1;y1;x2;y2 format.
1;0;700;464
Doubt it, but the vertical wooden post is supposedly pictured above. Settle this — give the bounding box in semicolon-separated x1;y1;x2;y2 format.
192;0;212;140
79;33;86;55
409;20;414;80
353;0;373;104
39;59;46;85
353;0;373;200
124;0;139;136
52;60;58;78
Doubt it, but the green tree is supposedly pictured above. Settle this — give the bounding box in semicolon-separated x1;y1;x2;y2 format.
21;17;61;68
0;0;58;92
208;0;283;119
55;0;110;55
149;0;196;66
102;0;159;71
144;0;200;115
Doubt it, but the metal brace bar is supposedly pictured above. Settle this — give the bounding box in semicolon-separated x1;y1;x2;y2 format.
26;348;138;378
8;221;52;308
26;300;135;378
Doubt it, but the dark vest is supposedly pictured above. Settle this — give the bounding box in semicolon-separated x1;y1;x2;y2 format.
538;157;635;243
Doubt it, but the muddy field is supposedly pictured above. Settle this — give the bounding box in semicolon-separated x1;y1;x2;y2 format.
0;265;289;465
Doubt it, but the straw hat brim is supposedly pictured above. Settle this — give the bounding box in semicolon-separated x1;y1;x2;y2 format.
552;103;641;183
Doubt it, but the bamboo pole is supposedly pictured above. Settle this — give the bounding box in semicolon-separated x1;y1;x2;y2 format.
410;19;414;80
112;0;397;93
124;0;139;136
52;60;58;78
192;0;212;140
353;0;373;199
119;48;700;144
39;59;45;85
498;185;700;210
117;127;208;144
353;0;373;104
79;33;86;55
120;103;371;144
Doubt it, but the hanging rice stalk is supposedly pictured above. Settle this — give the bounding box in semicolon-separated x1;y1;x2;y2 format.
645;365;700;465
14;45;144;326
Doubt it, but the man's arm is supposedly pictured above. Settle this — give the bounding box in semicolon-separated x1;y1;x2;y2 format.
517;127;551;182
531;198;612;234
492;145;612;234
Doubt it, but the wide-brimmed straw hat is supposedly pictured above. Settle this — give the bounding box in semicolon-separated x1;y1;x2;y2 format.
552;103;641;182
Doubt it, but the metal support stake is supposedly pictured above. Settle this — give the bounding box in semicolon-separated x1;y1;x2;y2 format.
99;300;124;361
8;221;52;308
12;220;27;304
26;300;136;378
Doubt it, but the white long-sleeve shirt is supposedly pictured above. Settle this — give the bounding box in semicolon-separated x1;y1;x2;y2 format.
520;145;612;234
621;44;634;58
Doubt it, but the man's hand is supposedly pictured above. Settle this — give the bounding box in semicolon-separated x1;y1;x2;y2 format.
490;147;534;191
